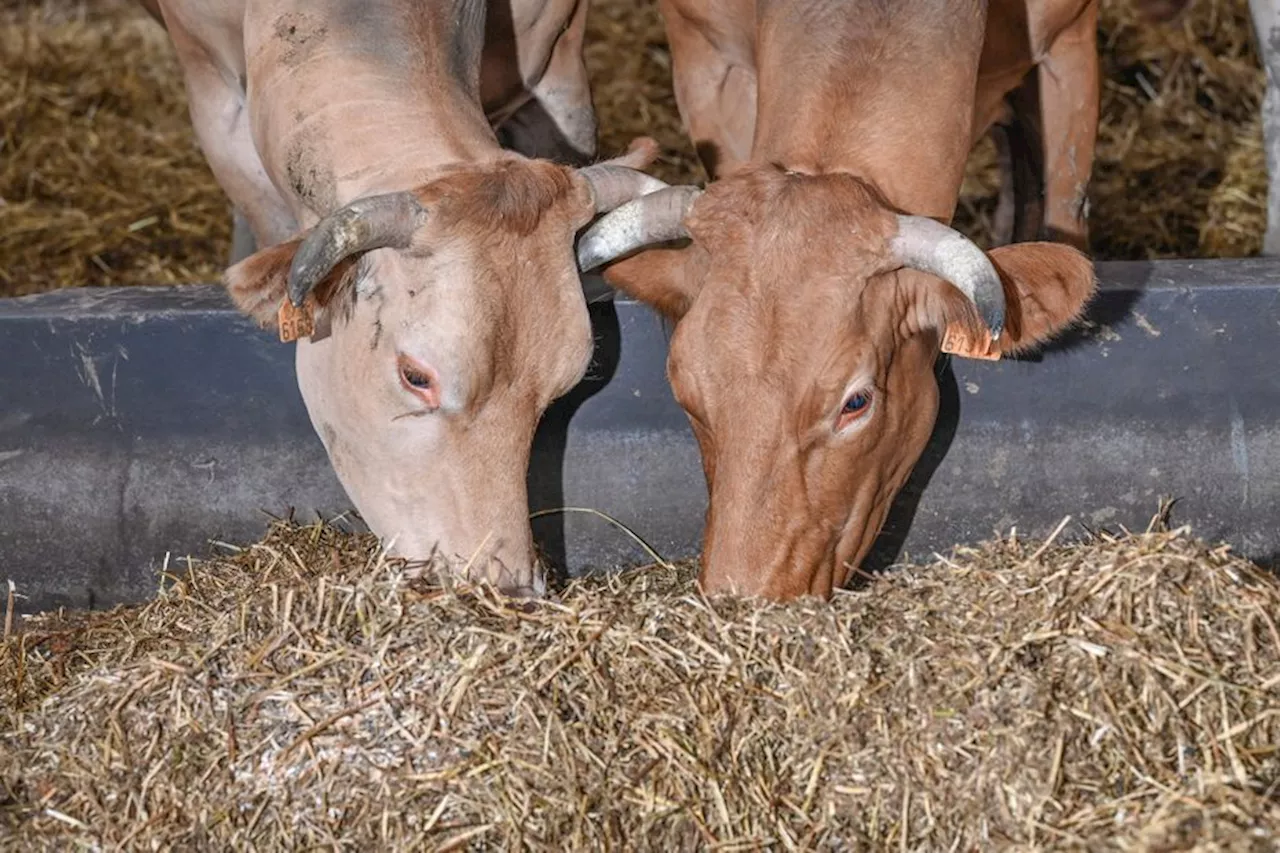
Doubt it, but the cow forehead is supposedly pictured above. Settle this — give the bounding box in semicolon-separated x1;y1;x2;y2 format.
671;281;888;420
671;169;904;371
676;244;895;359
361;231;590;399
688;166;896;249
372;228;581;329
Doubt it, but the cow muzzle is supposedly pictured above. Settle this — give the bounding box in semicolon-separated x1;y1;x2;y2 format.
382;522;545;598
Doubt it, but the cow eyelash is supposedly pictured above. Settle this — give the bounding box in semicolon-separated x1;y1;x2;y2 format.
401;366;432;389
836;386;875;431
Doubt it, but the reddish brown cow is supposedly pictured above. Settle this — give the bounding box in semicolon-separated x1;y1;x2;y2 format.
144;0;667;595
575;0;1098;599
653;0;1100;248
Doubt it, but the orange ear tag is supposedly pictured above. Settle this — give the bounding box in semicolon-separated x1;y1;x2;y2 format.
277;298;316;343
941;324;1002;361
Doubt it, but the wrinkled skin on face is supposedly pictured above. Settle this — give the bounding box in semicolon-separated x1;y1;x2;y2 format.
605;166;1097;599
226;160;599;596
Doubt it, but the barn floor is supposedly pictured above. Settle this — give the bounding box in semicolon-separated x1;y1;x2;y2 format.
0;0;1271;296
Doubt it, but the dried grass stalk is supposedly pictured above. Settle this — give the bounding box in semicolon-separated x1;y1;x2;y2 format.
0;0;230;296
3;520;1277;849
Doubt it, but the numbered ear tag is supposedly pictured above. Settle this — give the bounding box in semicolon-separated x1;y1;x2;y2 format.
941;324;1001;361
278;298;316;343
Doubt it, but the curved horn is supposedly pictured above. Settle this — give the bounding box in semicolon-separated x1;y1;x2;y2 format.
578;164;670;214
287;192;427;306
890;215;1006;338
576;185;702;272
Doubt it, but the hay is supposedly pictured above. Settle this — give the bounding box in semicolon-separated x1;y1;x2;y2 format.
1089;0;1268;259
0;0;1271;298
959;0;1270;257
1201;115;1270;256
2;518;1277;849
585;0;703;187
0;0;229;296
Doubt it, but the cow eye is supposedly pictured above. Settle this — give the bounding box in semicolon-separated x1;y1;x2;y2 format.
397;354;441;409
837;389;873;430
401;366;432;389
842;392;871;414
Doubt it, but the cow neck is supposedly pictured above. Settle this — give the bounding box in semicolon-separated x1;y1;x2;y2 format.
748;1;986;222
256;89;503;229
246;8;500;226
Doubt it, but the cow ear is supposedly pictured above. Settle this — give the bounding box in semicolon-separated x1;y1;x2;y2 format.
602;245;705;322
223;238;359;328
223;239;302;327
987;243;1096;354
903;242;1095;357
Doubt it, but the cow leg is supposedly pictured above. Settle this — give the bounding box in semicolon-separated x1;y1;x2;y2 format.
1249;0;1280;255
989;122;1018;246
994;78;1047;246
230;208;257;264
658;0;756;180
1031;0;1098;250
525;0;597;164
494;0;599;165
164;27;295;256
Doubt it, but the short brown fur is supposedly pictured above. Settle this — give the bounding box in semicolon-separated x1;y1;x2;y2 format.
606;0;1098;600
429;158;589;237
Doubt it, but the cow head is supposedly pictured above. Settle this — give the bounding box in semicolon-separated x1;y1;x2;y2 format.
580;165;1096;600
224;153;665;596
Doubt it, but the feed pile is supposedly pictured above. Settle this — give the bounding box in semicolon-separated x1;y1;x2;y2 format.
3;520;1277;850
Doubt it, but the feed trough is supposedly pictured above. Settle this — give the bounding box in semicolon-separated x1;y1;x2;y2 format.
2;0;1276;616
3;259;1277;614
4;2;1280;848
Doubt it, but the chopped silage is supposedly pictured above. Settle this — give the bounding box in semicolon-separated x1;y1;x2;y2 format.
2;520;1277;850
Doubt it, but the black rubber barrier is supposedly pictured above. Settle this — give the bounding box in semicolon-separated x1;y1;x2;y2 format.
2;260;1277;613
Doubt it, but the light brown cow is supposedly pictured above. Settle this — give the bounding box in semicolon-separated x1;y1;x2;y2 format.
145;0;666;595
139;0;610;260
576;0;1099;599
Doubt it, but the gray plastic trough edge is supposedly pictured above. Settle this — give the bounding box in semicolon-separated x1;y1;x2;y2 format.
1;259;1278;613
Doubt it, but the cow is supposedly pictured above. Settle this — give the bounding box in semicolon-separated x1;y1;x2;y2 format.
142;0;667;596
574;0;1099;599
138;0;613;262
627;0;1099;251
